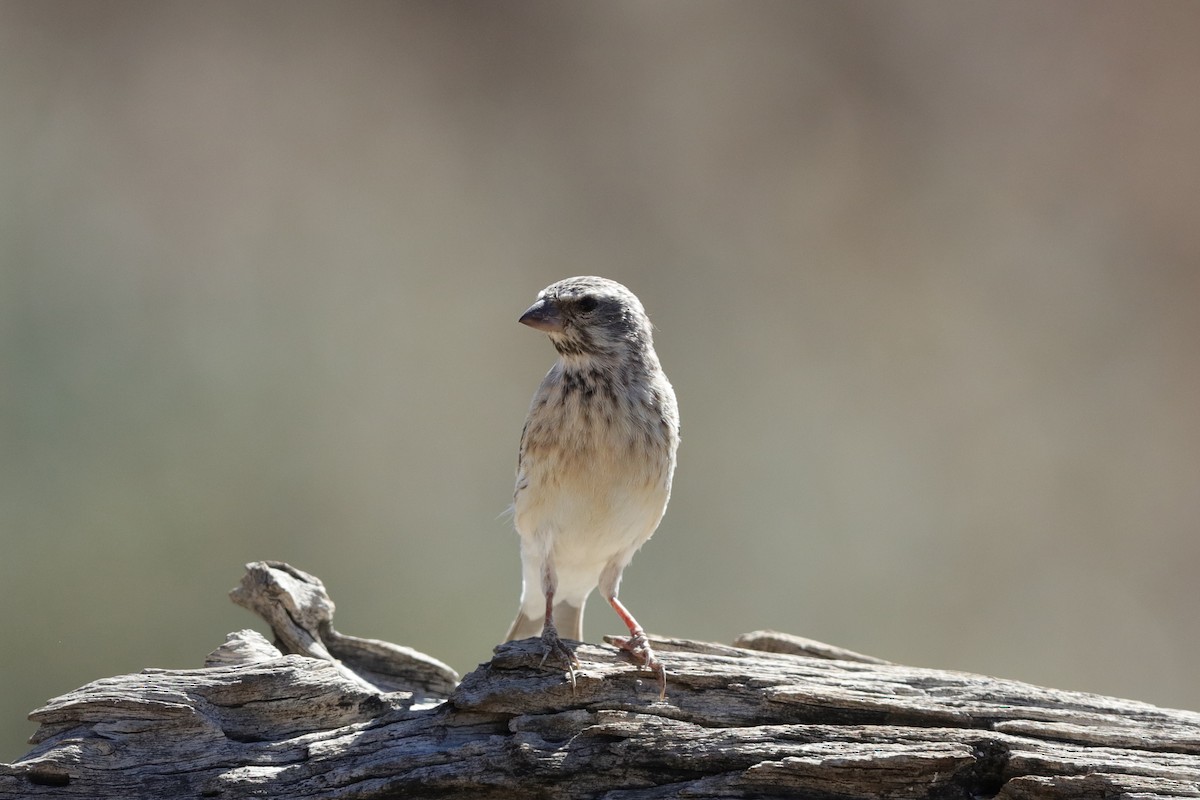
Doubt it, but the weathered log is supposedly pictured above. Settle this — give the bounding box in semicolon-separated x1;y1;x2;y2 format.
2;561;1198;799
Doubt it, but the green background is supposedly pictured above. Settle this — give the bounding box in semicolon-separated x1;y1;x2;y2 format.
4;1;1199;760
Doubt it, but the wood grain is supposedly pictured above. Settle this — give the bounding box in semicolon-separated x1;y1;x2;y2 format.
2;562;1196;799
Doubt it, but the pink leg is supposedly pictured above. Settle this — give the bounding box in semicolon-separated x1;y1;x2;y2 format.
606;595;666;699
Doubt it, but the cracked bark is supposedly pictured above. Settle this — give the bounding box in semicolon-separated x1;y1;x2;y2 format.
2;561;1198;799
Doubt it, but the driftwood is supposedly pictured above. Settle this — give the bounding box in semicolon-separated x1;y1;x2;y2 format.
2;562;1198;799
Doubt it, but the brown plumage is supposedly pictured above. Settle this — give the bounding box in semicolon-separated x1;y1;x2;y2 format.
505;276;679;697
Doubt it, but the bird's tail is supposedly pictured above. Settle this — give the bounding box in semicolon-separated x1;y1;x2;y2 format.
505;601;585;642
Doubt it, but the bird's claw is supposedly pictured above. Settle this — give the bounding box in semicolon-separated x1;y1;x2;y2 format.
607;632;667;699
539;626;579;693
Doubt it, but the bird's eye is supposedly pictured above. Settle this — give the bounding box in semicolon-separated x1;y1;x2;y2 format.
577;296;599;313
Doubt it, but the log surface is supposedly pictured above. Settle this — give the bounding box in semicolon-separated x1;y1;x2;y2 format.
2;562;1198;799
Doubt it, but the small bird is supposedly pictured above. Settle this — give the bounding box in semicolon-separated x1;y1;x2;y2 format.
505;276;680;697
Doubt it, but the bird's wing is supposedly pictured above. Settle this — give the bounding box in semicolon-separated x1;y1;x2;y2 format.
514;417;531;497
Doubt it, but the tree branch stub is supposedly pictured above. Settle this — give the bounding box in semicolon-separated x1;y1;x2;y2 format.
2;561;1197;799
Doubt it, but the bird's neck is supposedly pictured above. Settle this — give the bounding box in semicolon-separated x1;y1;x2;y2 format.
557;348;657;385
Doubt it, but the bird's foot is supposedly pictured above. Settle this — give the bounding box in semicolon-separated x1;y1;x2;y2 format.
539;624;580;693
606;632;667;699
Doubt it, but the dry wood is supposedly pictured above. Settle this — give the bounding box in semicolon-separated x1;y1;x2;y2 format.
2;561;1198;799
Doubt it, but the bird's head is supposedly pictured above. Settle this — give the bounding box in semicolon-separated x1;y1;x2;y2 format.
519;276;653;360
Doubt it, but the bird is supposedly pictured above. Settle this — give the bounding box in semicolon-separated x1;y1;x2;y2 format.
505;276;680;697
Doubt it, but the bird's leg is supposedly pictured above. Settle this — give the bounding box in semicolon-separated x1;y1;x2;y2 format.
606;595;666;699
539;571;578;691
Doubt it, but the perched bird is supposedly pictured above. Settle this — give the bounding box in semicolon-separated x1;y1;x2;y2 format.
505;276;680;697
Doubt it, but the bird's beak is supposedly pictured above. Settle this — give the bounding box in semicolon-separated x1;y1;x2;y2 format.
519;297;565;333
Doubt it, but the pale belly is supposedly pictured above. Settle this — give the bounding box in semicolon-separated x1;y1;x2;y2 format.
514;460;671;605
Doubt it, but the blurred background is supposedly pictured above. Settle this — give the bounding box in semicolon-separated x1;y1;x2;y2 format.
2;1;1198;759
